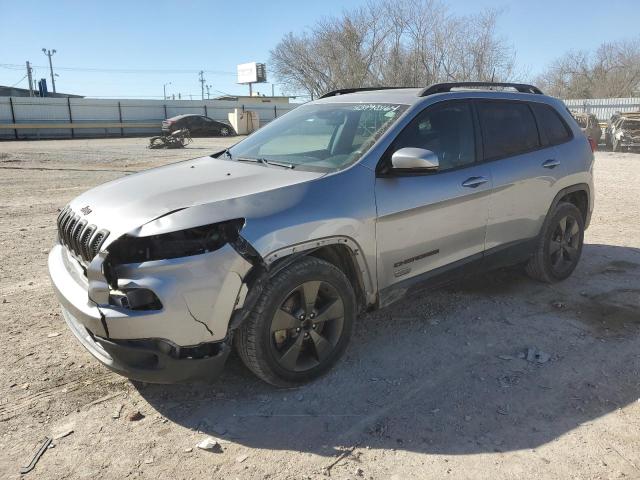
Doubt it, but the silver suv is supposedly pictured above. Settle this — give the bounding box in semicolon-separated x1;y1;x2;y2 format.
49;82;594;386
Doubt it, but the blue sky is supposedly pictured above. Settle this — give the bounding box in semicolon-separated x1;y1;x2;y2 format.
1;0;638;99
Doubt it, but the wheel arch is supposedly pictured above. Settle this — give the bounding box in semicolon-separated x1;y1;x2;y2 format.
547;183;591;229
263;237;376;312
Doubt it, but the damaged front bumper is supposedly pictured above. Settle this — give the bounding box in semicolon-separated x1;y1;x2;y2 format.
48;242;252;383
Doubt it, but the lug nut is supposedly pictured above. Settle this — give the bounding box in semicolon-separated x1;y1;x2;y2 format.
310;313;315;319
312;324;317;329
304;333;309;338
296;327;301;332
299;314;305;320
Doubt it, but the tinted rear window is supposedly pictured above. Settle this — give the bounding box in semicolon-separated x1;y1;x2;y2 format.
531;104;572;146
478;102;540;159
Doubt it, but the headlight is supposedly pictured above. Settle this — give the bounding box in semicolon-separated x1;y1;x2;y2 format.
108;218;244;264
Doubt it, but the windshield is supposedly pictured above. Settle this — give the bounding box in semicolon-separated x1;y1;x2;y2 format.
223;103;407;171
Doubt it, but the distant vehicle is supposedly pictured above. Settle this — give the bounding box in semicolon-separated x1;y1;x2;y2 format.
162;114;236;137
605;112;640;152
604;113;621;150
571;111;602;146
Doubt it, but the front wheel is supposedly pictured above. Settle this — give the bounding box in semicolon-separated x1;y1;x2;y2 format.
234;257;356;387
525;202;584;282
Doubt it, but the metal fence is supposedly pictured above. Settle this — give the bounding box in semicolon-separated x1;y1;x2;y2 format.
564;97;640;122
0;97;299;139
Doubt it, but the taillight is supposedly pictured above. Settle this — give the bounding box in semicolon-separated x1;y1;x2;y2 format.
588;136;597;152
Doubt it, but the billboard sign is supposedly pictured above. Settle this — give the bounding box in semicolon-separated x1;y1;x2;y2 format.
237;62;267;84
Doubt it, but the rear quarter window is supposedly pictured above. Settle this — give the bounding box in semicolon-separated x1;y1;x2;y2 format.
478;101;540;160
531;103;572;146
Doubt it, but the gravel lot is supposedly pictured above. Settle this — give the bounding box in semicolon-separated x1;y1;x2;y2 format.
1;138;639;479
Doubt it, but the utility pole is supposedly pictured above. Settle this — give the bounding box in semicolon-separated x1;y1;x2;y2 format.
163;81;172;100
26;61;34;97
205;84;211;99
198;71;205;100
271;83;275;97
42;48;57;94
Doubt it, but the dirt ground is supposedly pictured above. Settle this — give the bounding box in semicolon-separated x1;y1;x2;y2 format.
0;137;639;480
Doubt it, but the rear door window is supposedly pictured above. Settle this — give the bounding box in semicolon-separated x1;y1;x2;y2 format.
530;103;572;146
477;102;540;160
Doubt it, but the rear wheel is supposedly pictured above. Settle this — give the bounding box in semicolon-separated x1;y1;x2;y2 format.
219;126;231;136
234;257;355;387
525;202;584;282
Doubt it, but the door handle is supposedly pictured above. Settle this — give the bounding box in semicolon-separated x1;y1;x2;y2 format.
542;159;560;169
461;176;488;188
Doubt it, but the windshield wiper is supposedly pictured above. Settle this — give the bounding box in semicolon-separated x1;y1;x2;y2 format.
259;158;295;169
236;157;295;169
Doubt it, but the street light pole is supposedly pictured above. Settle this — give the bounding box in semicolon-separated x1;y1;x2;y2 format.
163;81;172;100
41;48;57;94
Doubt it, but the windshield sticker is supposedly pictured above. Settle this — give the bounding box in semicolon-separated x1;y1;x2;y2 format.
353;104;402;112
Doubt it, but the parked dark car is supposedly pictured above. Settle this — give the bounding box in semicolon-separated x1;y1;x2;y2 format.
162;114;236;137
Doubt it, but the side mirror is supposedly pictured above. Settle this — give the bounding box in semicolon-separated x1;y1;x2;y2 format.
391;147;439;171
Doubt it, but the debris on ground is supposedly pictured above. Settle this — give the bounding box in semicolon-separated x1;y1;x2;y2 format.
52;422;74;440
552;301;567;309
236;454;248;463
498;354;516;361
526;347;551;364
355;467;365;477
128;410;145;422
20;437;52;474
47;332;61;338
112;403;124;419
183;447;193;453
196;437;222;452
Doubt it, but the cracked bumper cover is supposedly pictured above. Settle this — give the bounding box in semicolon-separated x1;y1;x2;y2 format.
48;243;252;382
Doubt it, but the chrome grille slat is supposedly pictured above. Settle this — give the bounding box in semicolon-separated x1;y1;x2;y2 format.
56;207;109;264
80;225;96;261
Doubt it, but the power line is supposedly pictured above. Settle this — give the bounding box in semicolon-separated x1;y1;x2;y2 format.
0;63;236;76
10;74;27;87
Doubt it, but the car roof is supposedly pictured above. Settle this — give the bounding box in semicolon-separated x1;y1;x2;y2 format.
167;114;204;121
313;88;421;105
311;83;553;107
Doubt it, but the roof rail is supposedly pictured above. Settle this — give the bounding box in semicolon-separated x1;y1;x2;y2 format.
418;82;543;97
319;87;408;99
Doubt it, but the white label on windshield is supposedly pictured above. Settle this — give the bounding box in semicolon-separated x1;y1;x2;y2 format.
353;104;401;112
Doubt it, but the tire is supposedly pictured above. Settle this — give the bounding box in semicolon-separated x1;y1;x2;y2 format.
234;257;356;387
525;202;584;283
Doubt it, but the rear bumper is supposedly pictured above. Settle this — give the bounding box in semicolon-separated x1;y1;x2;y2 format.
61;305;230;383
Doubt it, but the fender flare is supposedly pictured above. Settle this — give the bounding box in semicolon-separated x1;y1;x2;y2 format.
546;183;592;228
263;236;376;306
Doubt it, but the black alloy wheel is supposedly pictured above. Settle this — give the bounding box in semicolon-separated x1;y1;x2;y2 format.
269;280;345;373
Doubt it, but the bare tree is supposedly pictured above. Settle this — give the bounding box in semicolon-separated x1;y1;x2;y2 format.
270;0;515;98
537;37;640;98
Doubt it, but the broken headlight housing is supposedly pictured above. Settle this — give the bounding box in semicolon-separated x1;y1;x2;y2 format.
108;218;245;264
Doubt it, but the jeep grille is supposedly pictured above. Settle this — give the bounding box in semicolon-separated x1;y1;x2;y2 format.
57;206;109;263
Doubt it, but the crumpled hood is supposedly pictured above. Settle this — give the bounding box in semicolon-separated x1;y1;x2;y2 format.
68;156;324;240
